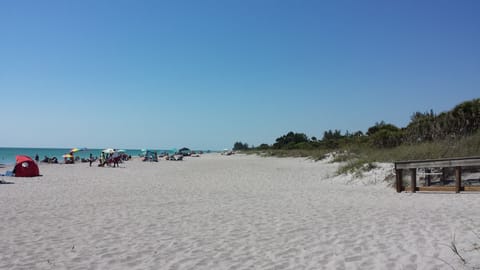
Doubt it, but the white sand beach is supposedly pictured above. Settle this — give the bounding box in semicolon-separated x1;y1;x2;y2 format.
1;154;479;269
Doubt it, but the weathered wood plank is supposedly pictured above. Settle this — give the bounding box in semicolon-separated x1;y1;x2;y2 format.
416;186;456;192
455;166;462;193
394;157;480;193
463;186;480;192
410;168;416;193
403;186;480;192
396;169;403;193
395;156;480;170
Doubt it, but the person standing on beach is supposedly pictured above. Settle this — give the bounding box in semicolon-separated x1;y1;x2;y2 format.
89;153;93;167
35;154;39;163
112;150;119;167
100;152;106;167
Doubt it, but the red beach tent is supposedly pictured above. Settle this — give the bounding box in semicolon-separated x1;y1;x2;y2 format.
14;155;40;177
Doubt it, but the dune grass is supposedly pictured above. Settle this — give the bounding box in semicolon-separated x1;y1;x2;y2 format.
246;131;480;175
350;131;480;162
250;148;331;161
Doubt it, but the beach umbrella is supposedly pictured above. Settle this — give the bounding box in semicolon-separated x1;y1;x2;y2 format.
102;148;115;154
63;154;73;158
71;147;88;153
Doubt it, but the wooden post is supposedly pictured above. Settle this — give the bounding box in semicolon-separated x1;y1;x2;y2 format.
425;168;431;186
410;168;416;193
396;169;403;193
455;166;462;193
441;167;447;185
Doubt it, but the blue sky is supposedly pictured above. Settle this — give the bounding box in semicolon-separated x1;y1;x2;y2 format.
1;0;479;150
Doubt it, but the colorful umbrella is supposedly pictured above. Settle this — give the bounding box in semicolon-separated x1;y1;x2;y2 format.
63;154;73;158
70;147;87;153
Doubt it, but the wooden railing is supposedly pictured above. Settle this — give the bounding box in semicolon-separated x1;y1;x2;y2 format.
394;156;480;193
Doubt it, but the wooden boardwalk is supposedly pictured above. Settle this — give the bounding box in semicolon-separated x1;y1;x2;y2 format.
394;156;480;193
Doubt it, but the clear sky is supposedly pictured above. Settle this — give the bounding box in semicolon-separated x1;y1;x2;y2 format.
1;0;479;150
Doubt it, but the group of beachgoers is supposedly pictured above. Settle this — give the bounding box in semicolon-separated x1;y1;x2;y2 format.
98;151;131;167
36;150;132;168
31;147;206;168
141;148;204;162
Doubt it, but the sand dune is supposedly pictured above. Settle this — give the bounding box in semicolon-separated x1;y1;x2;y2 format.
1;154;479;269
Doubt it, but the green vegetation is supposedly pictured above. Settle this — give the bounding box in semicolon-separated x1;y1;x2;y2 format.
233;142;250;151
234;98;480;174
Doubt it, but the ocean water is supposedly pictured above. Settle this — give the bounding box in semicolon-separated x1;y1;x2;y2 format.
0;147;146;165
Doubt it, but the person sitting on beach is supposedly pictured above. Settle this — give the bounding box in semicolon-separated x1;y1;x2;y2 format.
70;152;75;164
64;157;73;164
42;156;58;163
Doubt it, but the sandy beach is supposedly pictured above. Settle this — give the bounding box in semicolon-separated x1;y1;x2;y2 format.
1;154;479;269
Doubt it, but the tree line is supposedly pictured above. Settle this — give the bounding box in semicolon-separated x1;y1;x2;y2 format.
232;98;480;151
